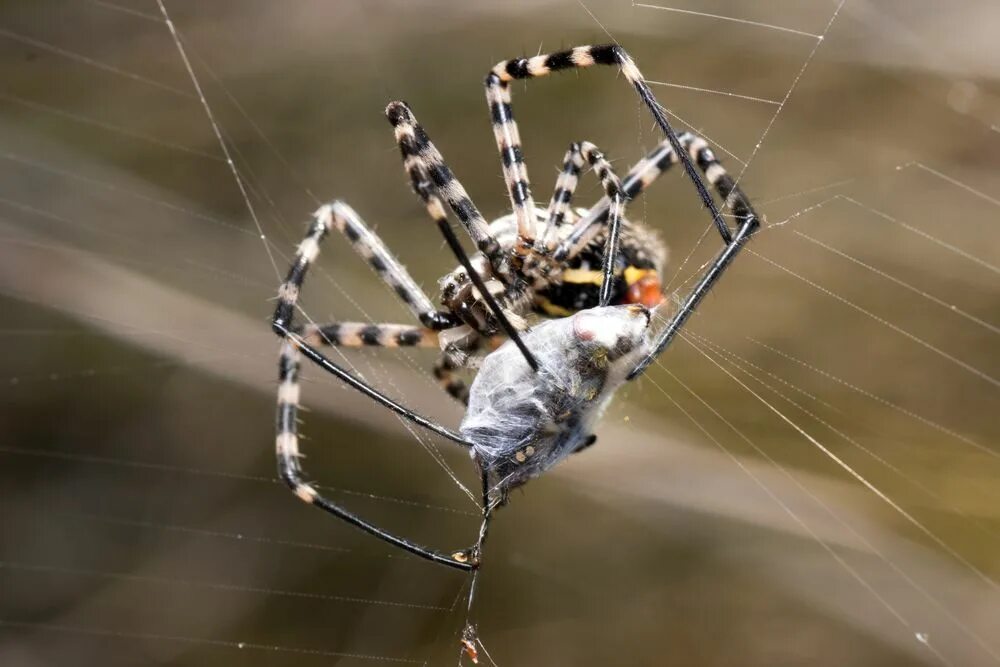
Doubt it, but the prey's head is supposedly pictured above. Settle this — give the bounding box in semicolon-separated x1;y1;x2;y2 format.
570;304;652;366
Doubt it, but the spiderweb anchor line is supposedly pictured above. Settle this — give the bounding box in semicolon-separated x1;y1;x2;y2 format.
155;0;280;282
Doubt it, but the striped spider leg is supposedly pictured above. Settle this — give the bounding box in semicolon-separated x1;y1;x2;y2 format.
485;44;729;257
386;101;513;286
533;138;684;318
542;136;691;246
272;201;483;571
547;141;628;307
541;129;762;378
553;132;760;305
539;140;626;250
386;100;538;372
558;132;757;261
629;134;761;377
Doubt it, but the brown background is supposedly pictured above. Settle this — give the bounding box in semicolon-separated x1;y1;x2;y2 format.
0;1;998;665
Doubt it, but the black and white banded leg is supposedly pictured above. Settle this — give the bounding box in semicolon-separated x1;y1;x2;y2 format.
272;202;480;571
541;144;586;242
570;142;628;307
387;100;538;370
386;101;511;284
542;136;684;259
276;341;476;570
554;138;677;259
539;140;627;251
433;352;471;405
297;322;439;349
273;200;456;335
555;131;757;263
628;137;761;377
431;334;501;406
684;133;757;229
485;44;727;255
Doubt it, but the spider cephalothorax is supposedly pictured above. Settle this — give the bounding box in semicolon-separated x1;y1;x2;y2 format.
271;43;760;577
434;202;666;346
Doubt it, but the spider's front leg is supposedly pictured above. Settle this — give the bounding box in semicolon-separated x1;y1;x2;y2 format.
539;137;762;376
386;101;512;284
386;101;540;371
539;140;625;251
544;137;683;249
561;132;759;261
485;44;728;253
626;136;762;379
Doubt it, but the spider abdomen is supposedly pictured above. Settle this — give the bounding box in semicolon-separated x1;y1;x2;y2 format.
460;305;651;492
534;219;665;315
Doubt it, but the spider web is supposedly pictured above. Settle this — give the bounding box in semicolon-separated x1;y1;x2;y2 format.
0;1;998;665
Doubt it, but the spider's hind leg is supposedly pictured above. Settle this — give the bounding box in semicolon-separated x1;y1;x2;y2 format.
540;140;625;251
386;101;512;283
627;136;761;378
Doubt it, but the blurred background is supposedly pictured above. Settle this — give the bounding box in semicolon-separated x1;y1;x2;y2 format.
0;0;998;665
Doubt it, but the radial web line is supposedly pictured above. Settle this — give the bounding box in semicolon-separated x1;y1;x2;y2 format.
155;0;280;280
641;374;920;640
749;248;1000;388
0;444;472;516
0;560;449;611
897;161;1000;210
0;620;422;663
687;329;1000;540
0;27;193;97
0;91;219;160
653;347;997;664
731;1;846;191
678;331;1000;593
792;230;999;335
838;195;1000;275
746;337;992;457
634;4;823;39
645;79;781;105
84;0;161;21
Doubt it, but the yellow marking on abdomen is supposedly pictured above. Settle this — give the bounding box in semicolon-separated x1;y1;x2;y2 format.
561;268;605;285
623;266;654;285
535;296;575;317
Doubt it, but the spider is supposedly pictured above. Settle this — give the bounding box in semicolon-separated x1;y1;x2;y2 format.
271;44;759;574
